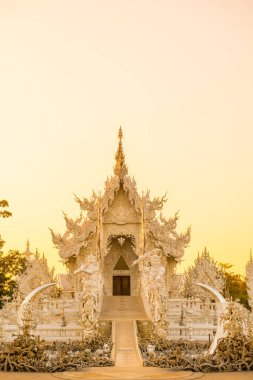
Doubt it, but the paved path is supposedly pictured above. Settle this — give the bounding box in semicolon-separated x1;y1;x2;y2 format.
114;320;141;366
100;296;148;367
1;369;253;380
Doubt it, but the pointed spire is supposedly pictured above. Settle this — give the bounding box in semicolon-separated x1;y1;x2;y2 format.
113;127;128;178
23;239;33;259
250;248;252;263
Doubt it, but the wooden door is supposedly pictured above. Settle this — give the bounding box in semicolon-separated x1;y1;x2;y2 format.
113;276;130;295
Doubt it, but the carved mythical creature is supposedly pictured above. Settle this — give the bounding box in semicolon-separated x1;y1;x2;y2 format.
133;248;168;333
133;248;165;279
50;217;96;261
74;255;103;330
143;192;167;221
75;192;96;212
147;213;191;261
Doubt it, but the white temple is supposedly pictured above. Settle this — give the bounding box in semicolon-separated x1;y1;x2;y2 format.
1;129;252;343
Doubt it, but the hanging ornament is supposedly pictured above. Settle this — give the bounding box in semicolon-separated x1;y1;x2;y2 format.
118;236;125;246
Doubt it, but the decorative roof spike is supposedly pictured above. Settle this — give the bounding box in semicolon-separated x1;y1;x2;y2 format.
23;239;33;259
113;127;128;178
35;248;39;259
250;248;252;263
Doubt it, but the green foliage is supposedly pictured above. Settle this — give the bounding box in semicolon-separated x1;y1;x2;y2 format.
218;262;250;309
0;250;27;308
0;199;26;307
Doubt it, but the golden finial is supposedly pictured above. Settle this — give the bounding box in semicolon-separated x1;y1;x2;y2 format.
118;126;123;140
250;248;252;263
114;127;128;178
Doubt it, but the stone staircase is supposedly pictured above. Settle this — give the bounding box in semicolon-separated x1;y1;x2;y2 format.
100;296;149;367
100;296;148;321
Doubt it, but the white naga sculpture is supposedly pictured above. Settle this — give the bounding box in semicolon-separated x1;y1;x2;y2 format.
74;255;103;331
17;283;56;329
194;282;228;355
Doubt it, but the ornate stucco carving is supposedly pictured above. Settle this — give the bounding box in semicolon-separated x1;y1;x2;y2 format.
181;248;225;300
107;234;136;249
133;248;169;336
122;176;142;213
74;191;98;221
16;250;55;298
49;128;191;336
103;186;140;224
74;254;103;332
146;211;191;261
50;217;96;261
102;176;121;214
51;129;190;265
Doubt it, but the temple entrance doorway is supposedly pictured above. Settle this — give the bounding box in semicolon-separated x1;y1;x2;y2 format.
103;234;139;296
113;276;131;295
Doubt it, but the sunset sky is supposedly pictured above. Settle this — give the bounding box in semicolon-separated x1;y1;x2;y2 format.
0;1;253;275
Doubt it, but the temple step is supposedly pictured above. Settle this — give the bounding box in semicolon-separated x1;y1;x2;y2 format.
99;296;148;320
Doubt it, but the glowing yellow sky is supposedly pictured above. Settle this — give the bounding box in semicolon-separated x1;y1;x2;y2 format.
0;1;253;275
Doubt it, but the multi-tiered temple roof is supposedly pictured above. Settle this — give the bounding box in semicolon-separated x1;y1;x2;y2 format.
50;129;191;265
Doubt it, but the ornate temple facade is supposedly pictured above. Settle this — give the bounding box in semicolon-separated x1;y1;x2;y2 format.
1;129;238;342
50;128;192;335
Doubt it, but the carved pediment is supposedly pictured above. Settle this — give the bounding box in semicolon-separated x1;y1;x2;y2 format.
103;187;140;224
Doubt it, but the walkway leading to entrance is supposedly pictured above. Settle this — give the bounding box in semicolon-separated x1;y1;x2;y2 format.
100;296;148;367
114;320;141;366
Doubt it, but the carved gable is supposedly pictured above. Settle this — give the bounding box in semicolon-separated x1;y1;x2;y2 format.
103;186;140;224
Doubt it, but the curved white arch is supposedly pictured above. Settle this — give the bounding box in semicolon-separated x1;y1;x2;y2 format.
17;283;57;327
194;282;228;355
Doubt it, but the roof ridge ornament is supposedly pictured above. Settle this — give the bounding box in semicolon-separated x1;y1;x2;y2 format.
23;239;33;259
113;127;128;178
